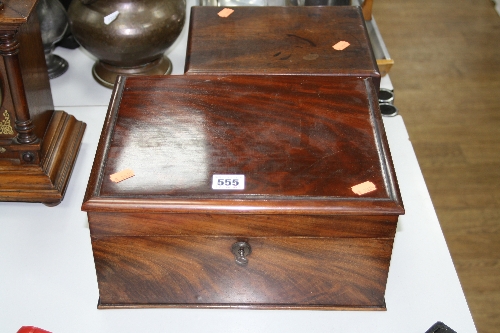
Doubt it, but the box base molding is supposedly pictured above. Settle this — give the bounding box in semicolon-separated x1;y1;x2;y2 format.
97;299;387;311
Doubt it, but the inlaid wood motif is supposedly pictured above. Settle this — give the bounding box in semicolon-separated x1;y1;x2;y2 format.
0;110;13;135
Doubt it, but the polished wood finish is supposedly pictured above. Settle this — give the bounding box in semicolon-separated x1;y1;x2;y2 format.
93;237;393;309
82;75;403;309
184;6;381;90
373;0;500;331
0;0;86;205
89;213;399;238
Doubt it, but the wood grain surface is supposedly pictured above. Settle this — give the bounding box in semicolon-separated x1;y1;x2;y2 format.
93;236;393;309
83;75;403;215
89;212;398;238
185;6;380;90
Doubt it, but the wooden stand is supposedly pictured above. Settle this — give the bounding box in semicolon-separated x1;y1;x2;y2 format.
0;0;85;205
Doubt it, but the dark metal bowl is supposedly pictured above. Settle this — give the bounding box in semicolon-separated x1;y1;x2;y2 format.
68;0;186;88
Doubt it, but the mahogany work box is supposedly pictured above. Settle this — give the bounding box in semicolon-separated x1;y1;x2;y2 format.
185;6;381;90
82;74;404;310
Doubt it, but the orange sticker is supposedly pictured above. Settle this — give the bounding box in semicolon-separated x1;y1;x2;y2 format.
110;168;135;183
351;181;376;195
332;41;350;51
218;8;234;18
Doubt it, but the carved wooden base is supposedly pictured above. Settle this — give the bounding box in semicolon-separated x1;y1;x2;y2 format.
0;110;86;205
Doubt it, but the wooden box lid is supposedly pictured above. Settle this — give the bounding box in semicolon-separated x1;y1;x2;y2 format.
82;75;403;215
185;6;381;89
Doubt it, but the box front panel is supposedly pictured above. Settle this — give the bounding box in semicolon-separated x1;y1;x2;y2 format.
93;236;393;309
89;212;398;238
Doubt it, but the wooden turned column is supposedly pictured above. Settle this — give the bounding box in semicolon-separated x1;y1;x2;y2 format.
0;30;38;145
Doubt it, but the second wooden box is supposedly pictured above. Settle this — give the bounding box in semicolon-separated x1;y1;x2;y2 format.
185;6;381;90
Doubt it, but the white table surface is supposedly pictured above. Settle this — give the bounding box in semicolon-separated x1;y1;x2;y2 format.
0;3;476;333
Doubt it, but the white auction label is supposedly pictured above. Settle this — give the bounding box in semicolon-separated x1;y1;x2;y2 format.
212;174;245;190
